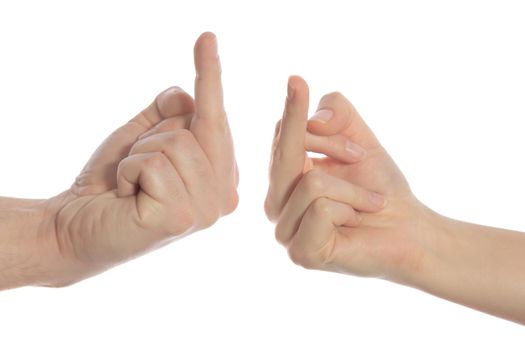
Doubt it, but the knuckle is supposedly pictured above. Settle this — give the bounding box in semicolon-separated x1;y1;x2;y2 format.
274;222;287;245
116;158;127;174
310;198;332;217
167;129;194;148
173;127;193;138
288;244;320;270
157;118;183;133
145;152;169;169
129;139;144;155
350;186;362;205
274;120;282;135
348;211;361;226
156;87;193;117
264;197;278;222
328;135;343;152
321;91;345;104
301;170;325;194
222;189;239;215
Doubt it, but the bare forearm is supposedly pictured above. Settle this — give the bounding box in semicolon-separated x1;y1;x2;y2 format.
0;197;54;290
411;210;525;324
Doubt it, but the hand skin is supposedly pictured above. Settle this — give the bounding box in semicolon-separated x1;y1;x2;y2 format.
0;32;238;290
265;75;525;325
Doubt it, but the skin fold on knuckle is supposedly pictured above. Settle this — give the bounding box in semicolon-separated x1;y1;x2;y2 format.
274;119;282;136
156;90;195;119
140;117;187;140
270;122;282;154
319;91;345;106
288;243;322;270
115;160;129;185
264;185;286;222
311;197;332;217
348;186;363;208
221;188;239;215
274;220;290;246
348;210;361;226
301;170;325;196
331;135;347;155
264;196;278;222
168;129;194;149
128;138;146;155
304;201;339;266
164;117;184;128
144;152;169;170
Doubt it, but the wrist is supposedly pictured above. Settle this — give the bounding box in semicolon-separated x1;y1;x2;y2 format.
385;201;449;288
0;197;57;289
395;204;452;291
0;191;79;290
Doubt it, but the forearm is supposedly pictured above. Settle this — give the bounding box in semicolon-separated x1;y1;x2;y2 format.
0;197;55;290
411;210;525;324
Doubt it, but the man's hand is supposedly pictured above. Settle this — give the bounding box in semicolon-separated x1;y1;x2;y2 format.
265;76;433;282
38;32;238;286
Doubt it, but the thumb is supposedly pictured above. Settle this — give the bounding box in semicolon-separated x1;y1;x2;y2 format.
130;86;194;128
307;92;381;149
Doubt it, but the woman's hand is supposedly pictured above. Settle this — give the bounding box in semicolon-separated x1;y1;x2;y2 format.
265;76;435;283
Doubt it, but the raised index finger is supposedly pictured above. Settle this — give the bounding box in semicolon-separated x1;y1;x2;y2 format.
265;76;310;222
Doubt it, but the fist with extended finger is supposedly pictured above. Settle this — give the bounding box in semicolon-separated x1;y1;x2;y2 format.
265;76;435;283
38;33;238;287
120;128;221;233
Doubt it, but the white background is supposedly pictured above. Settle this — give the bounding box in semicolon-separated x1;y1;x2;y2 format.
1;0;524;348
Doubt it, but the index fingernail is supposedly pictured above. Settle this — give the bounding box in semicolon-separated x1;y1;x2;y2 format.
211;34;218;55
310;109;333;123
